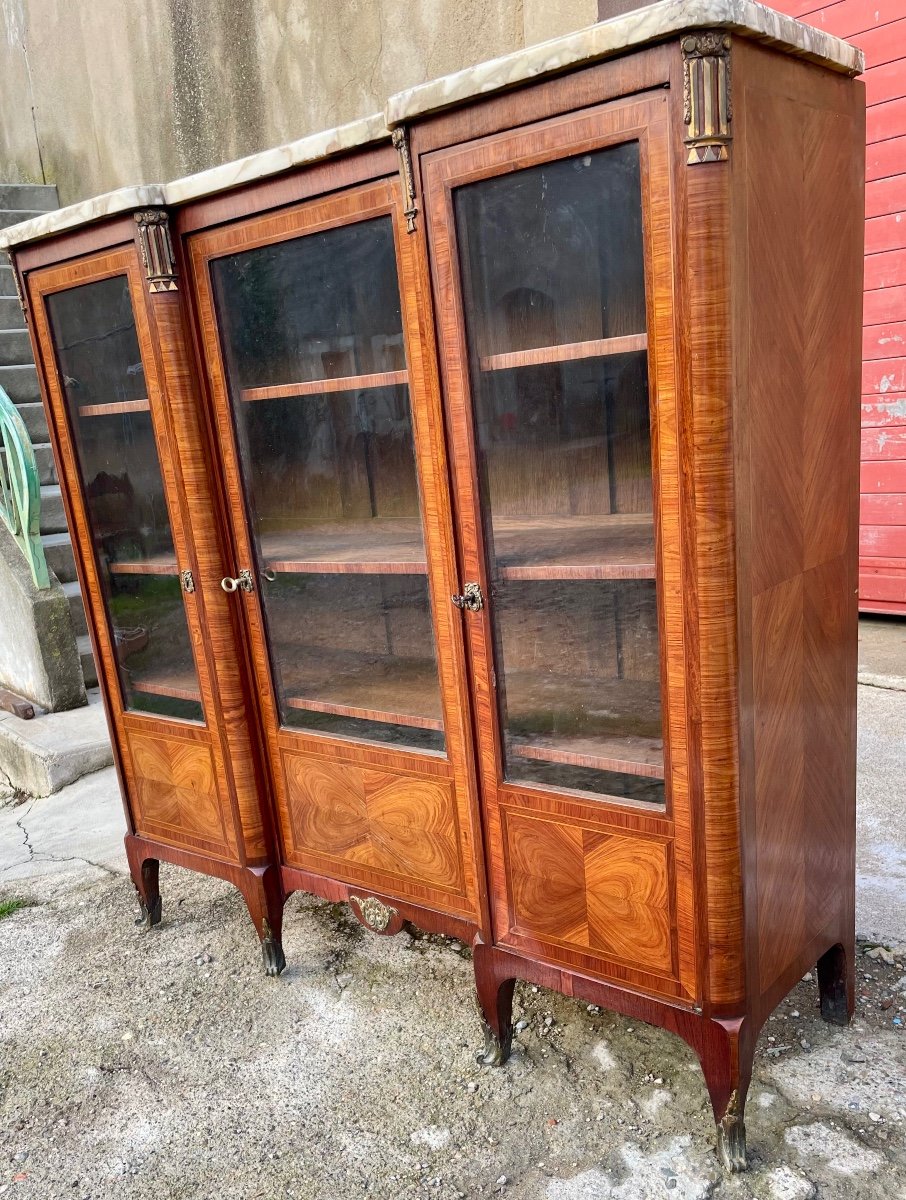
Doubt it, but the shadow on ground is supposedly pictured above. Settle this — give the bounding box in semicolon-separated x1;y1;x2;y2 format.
0;870;903;1200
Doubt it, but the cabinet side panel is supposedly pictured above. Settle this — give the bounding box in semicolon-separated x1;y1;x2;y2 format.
732;44;864;1018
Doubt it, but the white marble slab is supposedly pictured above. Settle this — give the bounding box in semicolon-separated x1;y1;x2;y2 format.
385;0;864;127
0;184;166;250
0;113;388;250
164;112;389;206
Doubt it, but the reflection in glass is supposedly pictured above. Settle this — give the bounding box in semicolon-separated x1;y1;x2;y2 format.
212;216;444;752
47;276;203;723
455;141;665;805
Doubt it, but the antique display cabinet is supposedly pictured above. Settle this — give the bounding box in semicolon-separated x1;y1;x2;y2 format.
3;0;864;1170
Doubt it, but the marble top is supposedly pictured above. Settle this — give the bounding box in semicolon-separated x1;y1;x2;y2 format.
163;112;390;206
0;184;166;251
0;114;388;251
1;1;862;251
385;0;864;127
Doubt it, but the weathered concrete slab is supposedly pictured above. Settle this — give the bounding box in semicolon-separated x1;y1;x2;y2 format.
0;362;41;404
0;184;58;210
0;689;111;797
0;327;31;365
0;764;124;878
856;684;906;946
0;869;901;1199
0;519;85;713
14;400;48;442
858;616;906;692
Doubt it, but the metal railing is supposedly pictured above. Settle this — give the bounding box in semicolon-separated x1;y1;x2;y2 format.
0;383;50;589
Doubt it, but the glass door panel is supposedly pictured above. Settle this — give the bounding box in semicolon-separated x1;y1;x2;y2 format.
46;275;203;722
453;140;664;805
211;216;444;752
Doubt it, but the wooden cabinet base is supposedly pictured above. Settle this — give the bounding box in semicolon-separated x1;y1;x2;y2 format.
125;834;287;976
280;863;480;945
472;933;855;1172
123;831;856;1170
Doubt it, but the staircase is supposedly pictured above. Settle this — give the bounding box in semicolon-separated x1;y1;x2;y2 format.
0;184;96;691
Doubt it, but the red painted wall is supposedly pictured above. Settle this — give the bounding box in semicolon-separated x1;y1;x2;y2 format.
775;0;906;613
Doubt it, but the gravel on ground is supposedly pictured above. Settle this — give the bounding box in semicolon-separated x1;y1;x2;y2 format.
0;866;904;1200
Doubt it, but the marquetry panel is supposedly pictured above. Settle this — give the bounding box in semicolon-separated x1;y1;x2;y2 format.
504;810;674;976
282;752;464;894
129;731;229;855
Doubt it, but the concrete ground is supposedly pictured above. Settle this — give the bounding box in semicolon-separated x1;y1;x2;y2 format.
0;622;904;1199
858;616;906;685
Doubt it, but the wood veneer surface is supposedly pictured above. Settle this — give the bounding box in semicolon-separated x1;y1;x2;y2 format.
421;80;699;1001
730;42;863;1024
187;175;488;926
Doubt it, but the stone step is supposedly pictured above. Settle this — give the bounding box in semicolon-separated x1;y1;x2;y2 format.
77;635;98;689
32;441;57;486
39;483;66;534
0;209;47;231
0;296;24;328
0;363;40;404
17;401;48;444
0;184;58;210
0;266;16;298
0;688;111;797
0;328;32;366
63;579;88;639
41;531;77;582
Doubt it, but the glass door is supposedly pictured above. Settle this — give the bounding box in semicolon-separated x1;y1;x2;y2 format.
189;177;484;919
438;131;664;806
208;212;444;751
423;93;697;991
45;272;204;723
454;139;662;803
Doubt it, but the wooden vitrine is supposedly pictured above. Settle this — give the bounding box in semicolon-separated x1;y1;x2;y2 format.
4;1;865;1170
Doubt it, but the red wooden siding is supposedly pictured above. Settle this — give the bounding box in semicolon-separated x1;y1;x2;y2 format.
775;0;906;612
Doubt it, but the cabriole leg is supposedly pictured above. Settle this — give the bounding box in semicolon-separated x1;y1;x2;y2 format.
125;836;161;930
817;941;854;1026
715;1089;747;1173
240;865;287;977
686;1015;753;1173
473;938;516;1066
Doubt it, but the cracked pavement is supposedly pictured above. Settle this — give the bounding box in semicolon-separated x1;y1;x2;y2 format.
0;766;124;881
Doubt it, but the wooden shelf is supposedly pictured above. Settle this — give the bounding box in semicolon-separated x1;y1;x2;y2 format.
257;515;653;579
492;514;655;581
281;651;443;732
107;555;178;576
129;669;200;703
260;519;426;575
479;334;647;373
78;399;150;418
240;370;408;403
503;670;662;780
509;734;664;780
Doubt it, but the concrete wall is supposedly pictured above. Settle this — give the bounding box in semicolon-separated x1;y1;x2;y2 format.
0;0;596;206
